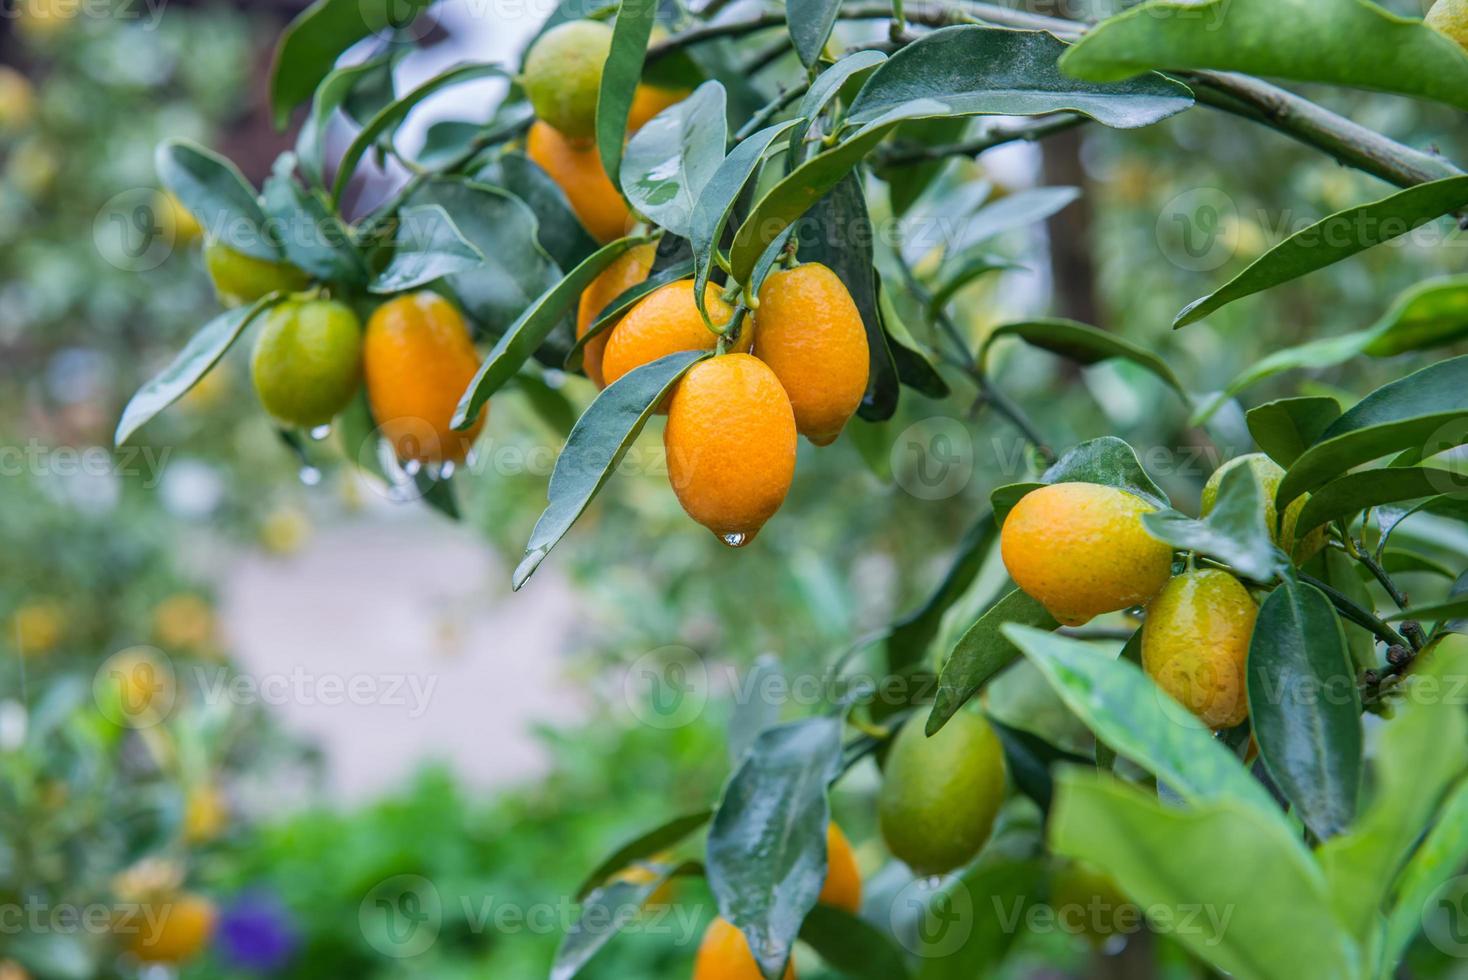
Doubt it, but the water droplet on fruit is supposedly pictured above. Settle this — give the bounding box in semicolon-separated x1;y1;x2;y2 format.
437;460;456;480
308;424;332;442
402;459;422;477
298;466;322;486
720;532;747;548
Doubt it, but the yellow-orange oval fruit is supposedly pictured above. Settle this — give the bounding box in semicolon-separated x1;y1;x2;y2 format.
818;823;862;914
754;262;869;446
664;354;795;544
693;917;796;980
577;242;656;388
364;292;485;465
1142;568;1257;729
627;83;688;132
1000;482;1174;627
601;280;747;390
122;893;215;964
527;121;630;243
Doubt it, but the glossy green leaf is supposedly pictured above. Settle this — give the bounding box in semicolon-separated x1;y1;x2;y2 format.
402;178;560;332
928;589;1058;736
979;318;1184;396
689;120;800;319
912;858;1045;979
476;150;598;271
1278;356;1468;507
156;139;280;261
926;252;1019;317
269;0;432;129
1043;436;1170;508
456;235;655;429
1318;636;1468;939
1061;0;1468;112
116;295;284;445
368;205;486;294
565;258;694;371
1003;625;1283;818
332;63;508;206
990;483;1042;527
1387;595;1468;623
728;100;947;285
621;81;728;239
595;0;659;189
1247;579;1361;840
551;860;702;980
787;50;888;162
988;717;1091;814
1380;547;1456;580
880;285;949;399
1175;177;1468;328
1377;495;1468;558
1316;549;1379;674
574;808;715;900
707;716;844;980
787;0;842;67
262;158;368;284
943;187;1081;258
728;656;784;766
799;905;911;979
1050;771;1358;980
1142;463;1279;581
1384;777;1468;962
296;54;393;187
1295;466;1460;538
849;26;1193;128
512;350;704;589
884;515;996;680
1246;396;1342;468
794;173;900;421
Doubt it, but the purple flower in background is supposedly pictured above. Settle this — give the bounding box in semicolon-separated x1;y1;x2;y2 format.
217;890;298;972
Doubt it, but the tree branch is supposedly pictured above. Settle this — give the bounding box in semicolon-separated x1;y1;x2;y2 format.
872;113;1088;168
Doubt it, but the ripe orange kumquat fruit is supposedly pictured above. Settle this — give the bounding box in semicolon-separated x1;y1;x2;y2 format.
664;354;795;544
364;292;485;465
600;280;746;390
576;242;657;388
693;917;795;980
1142;568;1258;729
754;262;869;446
819;823;862;913
526;121;631;243
1000;482;1174;626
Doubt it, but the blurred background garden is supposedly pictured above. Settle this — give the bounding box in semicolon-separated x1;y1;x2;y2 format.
3;0;1467;977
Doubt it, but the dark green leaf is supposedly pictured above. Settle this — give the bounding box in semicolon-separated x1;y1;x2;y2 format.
456;235;655;429
1295;466;1463;538
551;861;702;980
1247;579;1361;840
706;716;844;980
115;296;284;444
566;258;695;371
690;120;800;318
1041;436;1170;509
262;158;367;283
155;139;279;261
1384;778;1468;962
403;178;561;332
1003;625;1281;817
1380;548;1456;580
595;0;659;189
729;656;784;765
338;390;388;483
729;100;947;284
928;589;1058;736
414;468;459;521
794;172;900;421
850;25;1193;127
987;717;1091;814
799;906;911;979
1061;0;1468;112
574;809;715;900
880;285;949;399
476;150;598;270
991;483;1042;527
926;252;1019;317
787;0;842;67
788;50;888;162
296;54;393;187
1278;355;1468;507
332;63;509;205
1388;596;1468;623
943;187;1081;257
368;205;486;294
512;350;705;589
1175;177;1468;328
1317;549;1379;673
269;0;432;129
1246;396;1342;468
1142;463;1279;581
1377;495;1468;557
620;81;728;238
978;318;1184;396
885;515;997;679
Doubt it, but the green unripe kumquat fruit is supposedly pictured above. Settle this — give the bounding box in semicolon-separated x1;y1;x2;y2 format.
204;242;309;308
522;20;613;141
250;299;363;428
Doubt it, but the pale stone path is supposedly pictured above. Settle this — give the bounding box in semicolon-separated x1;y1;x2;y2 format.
217;514;583;802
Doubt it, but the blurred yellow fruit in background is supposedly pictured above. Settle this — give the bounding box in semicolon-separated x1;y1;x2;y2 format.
11;600;64;656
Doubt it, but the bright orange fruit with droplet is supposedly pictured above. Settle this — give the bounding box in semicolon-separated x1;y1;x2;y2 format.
754;262;869;446
601;280;747;391
693;917;796;980
526;121;630;243
364;292;485;465
664;354;795;544
1142;568;1258;729
576;242;656;388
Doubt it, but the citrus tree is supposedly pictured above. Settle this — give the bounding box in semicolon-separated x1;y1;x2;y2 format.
109;0;1468;976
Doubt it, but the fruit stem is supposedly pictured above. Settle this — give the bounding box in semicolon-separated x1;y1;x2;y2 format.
1354;547;1413;616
